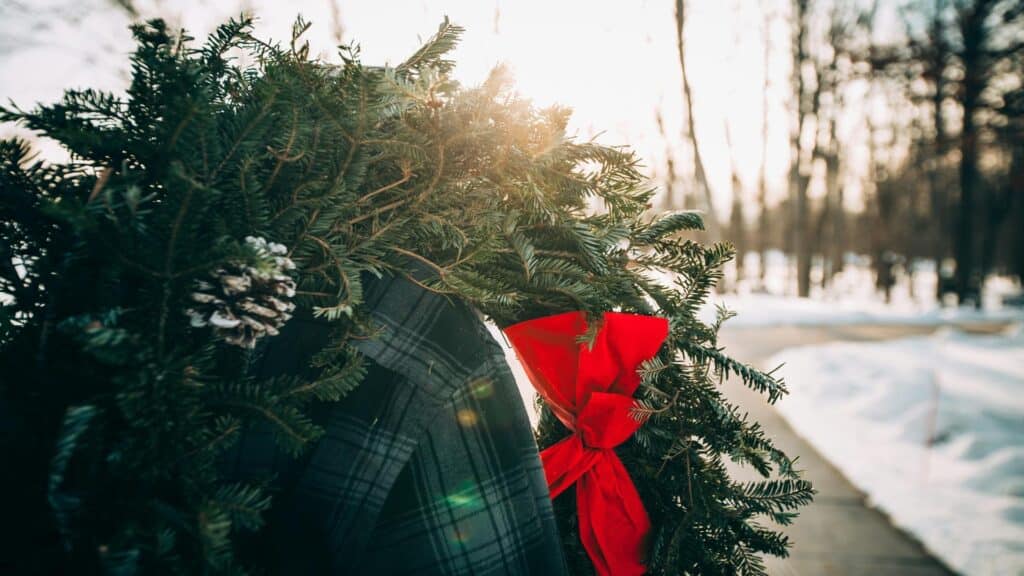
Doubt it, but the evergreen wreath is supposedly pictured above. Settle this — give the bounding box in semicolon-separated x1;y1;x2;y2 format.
0;17;813;575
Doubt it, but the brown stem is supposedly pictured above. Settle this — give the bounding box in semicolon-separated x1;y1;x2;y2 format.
391;246;445;277
260;108;302;196
358;171;412;205
347;198;408;225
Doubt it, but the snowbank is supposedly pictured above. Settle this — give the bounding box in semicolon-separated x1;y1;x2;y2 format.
701;290;1023;328
700;251;1023;327
772;326;1024;575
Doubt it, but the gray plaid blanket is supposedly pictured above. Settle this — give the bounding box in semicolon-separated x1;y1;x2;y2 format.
223;269;568;575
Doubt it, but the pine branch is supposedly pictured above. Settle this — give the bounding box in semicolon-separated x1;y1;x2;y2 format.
679;340;788;403
634;210;706;244
396;17;465;75
48;405;97;550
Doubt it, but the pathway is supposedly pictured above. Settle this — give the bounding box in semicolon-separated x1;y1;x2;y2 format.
718;322;1009;575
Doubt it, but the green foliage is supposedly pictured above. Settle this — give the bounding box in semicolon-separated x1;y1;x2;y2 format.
0;16;811;575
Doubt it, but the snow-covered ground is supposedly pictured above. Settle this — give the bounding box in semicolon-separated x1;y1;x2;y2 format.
773;326;1024;575
701;250;1024;327
702;288;1023;327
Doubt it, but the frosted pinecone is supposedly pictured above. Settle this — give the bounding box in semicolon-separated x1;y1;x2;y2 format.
185;236;297;348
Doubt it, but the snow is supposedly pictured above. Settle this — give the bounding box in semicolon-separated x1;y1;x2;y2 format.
702;289;1023;328
700;250;1024;328
772;325;1024;575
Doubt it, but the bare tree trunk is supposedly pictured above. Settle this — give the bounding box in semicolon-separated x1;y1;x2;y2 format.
826;116;846;283
789;0;811;297
1013;141;1024;283
655;110;683;210
833;184;845;276
981;186;1011;278
725;121;746;289
675;0;720;240
729;188;746;288
758;7;772;286
954;0;995;307
867;97;886;300
819;11;846;290
927;0;949;302
822;141;841;288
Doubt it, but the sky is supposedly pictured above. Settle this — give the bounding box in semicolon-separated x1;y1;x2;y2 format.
0;0;899;217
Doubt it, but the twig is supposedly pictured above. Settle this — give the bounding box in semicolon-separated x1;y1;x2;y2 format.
260;108;303;196
348;197;408;225
357;169;412;205
391;246;446;277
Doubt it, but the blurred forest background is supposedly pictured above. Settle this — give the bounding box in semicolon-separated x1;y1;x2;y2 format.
1;0;1022;310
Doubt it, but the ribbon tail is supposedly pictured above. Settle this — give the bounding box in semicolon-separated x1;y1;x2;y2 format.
577;454;651;576
540;434;602;499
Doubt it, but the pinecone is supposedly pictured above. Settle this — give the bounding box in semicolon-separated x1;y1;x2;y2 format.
185;236;297;348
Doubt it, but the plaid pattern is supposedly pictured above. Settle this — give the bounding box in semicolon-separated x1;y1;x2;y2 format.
223;269;567;575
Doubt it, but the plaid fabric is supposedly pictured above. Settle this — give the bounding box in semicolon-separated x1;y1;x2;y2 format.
223;269;568;575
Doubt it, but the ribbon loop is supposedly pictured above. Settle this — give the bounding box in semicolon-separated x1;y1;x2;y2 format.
504;311;669;576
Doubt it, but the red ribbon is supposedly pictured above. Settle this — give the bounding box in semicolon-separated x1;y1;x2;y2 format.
504;311;669;576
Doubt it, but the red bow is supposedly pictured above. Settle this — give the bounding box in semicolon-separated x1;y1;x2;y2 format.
504;311;669;576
